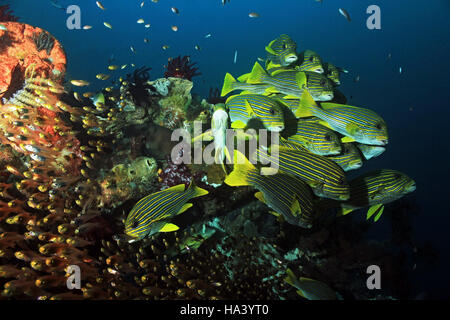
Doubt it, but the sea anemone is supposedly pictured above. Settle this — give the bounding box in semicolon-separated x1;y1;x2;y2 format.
164;56;201;80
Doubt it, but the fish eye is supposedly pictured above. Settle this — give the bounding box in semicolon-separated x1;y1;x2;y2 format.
324;134;331;141
320;79;326;86
337;177;345;185
375;123;383;130
309;56;314;62
270;109;276;115
394;173;402;180
282;44;287;49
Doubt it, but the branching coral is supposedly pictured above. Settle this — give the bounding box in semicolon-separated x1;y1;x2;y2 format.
207;87;226;105
0;4;18;22
30;31;55;55
164;56;201;80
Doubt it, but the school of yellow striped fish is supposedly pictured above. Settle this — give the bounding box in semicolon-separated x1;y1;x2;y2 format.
123;34;415;244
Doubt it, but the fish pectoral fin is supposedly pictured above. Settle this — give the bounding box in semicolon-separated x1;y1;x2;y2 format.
231;120;247;129
341;136;356;143
290;199;301;217
345;123;361;136
254;191;266;203
159;223;180;233
367;204;384;221
244;99;255;117
295;72;307;88
177;203;193;215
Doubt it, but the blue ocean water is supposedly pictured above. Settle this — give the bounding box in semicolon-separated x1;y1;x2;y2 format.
7;0;450;298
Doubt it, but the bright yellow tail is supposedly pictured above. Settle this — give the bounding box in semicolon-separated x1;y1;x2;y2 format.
221;73;237;97
224;150;255;187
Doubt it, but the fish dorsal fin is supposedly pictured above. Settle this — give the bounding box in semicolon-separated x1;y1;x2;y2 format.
247;62;266;84
254;191;266;203
225;93;240;105
164;184;186;193
295;89;317;118
177;203;193;215
366;203;384;221
188;180;209;198
159;223;179;233
271;69;288;76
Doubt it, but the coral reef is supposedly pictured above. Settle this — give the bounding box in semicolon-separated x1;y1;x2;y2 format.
0;22;66;100
0;24;420;301
164;55;201;80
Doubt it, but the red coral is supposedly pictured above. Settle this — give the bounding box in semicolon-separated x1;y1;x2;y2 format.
164;55;201;80
0;4;18;22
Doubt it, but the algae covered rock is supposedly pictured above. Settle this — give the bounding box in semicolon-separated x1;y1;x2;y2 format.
99;156;158;208
153;77;193;129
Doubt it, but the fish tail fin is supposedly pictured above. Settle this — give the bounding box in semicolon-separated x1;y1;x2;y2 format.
295;89;317;118
221;73;237;97
188;179;209;198
224;150;255;187
247;61;267;84
284;268;298;288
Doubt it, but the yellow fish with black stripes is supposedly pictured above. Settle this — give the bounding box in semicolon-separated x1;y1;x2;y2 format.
225;150;316;228
125;180;208;239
